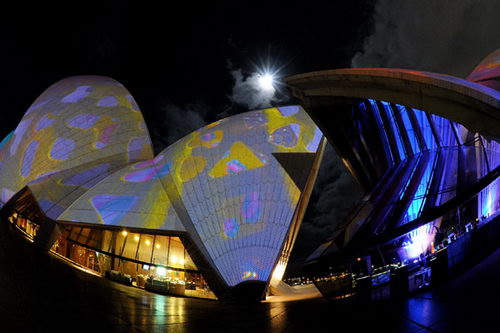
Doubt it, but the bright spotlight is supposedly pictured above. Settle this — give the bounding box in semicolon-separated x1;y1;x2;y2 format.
258;73;274;91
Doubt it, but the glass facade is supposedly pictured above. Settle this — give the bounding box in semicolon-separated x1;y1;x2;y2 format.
50;225;216;300
306;97;499;302
341;99;499;243
7;211;39;240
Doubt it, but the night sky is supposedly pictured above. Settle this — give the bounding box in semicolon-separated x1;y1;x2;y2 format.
2;0;499;276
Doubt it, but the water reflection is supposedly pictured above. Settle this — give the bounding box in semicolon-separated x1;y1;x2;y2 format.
2;221;500;333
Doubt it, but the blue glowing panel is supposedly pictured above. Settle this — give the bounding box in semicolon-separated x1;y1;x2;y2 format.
97;96;119;107
61;85;92;103
223;218;239;238
122;160;171;183
59;158;185;231
50;138;76;161
413;108;437;150
369;99;395;166
430;114;457;147
36;114;56;131
278;105;300;116
91;194;139;225
62;164;110;187
67;114;100;129
402;152;437;223
381;101;406;160
479;179;499;218
398;105;420;155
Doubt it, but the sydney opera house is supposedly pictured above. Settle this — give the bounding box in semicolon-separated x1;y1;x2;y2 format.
0;48;498;304
0;76;324;303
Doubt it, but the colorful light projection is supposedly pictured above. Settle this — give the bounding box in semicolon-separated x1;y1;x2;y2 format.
223;218;239;238
91;194;139;225
0;76;154;217
242;271;258;280
150;107;323;286
62;105;323;287
208;141;266;178
2;78;323;292
241;192;262;223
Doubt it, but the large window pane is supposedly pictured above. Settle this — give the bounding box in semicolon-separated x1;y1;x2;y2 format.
137;234;154;262
168;237;185;269
122;232;140;259
152;235;169;266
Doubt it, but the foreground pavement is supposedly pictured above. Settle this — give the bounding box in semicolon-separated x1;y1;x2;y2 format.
1;222;499;332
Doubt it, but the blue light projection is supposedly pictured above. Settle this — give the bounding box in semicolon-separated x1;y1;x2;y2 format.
402;152;437;224
91;194;138;225
241;192;262;223
381;101;406;160
36;114;56;131
223;218;239;238
67;114;100;129
398;105;420;154
97;96;119;107
61;85;92;103
400;223;435;259
363;98;499;262
50;138;76;161
368;99;395;165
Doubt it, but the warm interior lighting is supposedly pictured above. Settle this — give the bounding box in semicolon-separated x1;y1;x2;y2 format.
155;244;161;249
157;267;167;277
121;230;128;237
134;235;140;241
145;239;151;246
179;258;185;265
272;262;286;280
171;256;178;264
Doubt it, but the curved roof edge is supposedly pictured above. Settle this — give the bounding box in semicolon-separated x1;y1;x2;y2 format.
285;68;500;139
25;75;155;156
467;48;500;83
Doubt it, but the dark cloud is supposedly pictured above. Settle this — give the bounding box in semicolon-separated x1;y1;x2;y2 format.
285;0;500;277
150;102;210;153
287;143;363;276
150;63;287;152
352;0;500;77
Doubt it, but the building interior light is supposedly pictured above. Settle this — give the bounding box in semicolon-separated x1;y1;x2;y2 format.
272;262;286;280
121;230;128;237
157;267;167;277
